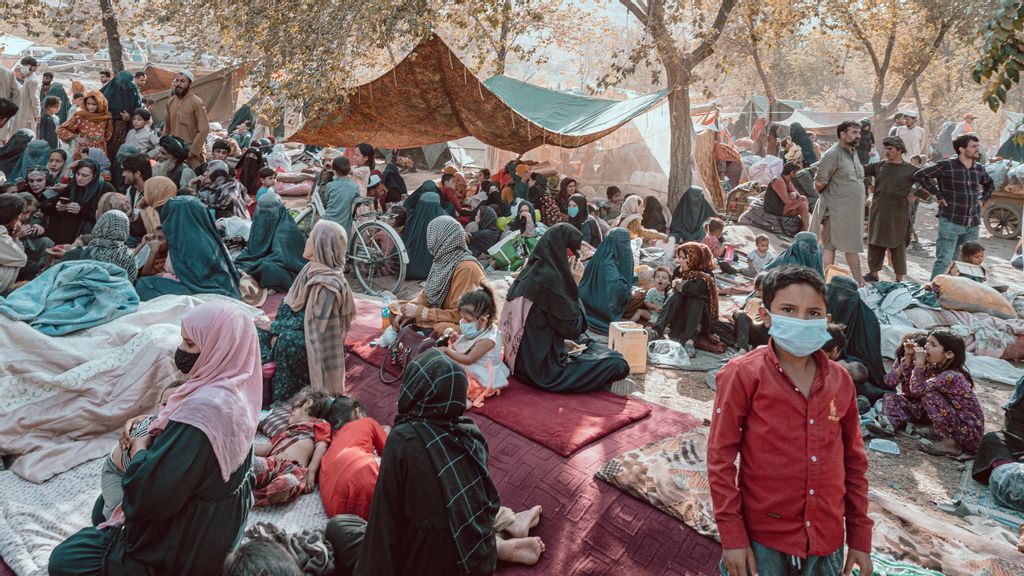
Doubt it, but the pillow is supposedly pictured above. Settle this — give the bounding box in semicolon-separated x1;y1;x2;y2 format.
595;427;719;541
259;404;291;438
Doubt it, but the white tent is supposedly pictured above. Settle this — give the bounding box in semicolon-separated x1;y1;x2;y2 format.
0;34;34;57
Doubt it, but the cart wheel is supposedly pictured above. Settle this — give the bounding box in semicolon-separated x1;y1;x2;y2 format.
983;204;1021;239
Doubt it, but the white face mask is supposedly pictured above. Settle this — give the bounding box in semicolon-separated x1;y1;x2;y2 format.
19;65;30;75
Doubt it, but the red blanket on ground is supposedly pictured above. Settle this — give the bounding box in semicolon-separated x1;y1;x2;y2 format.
342;297;720;575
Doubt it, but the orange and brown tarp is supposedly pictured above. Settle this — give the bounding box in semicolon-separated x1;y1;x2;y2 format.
289;34;669;154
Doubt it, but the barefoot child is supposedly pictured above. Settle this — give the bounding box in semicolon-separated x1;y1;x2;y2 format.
871;328;984;459
709;265;873;576
746;234;775;274
632;266;671;323
440;286;509;408
253;389;333;506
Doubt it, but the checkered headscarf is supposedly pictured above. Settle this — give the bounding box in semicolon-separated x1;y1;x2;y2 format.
396;349;499;574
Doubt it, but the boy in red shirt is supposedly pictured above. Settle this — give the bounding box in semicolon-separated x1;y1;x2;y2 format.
709;265;873;576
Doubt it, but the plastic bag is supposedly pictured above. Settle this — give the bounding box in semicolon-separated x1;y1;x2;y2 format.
647;338;691;369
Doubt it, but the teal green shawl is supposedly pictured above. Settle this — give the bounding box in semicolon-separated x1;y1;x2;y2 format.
234;200;308;290
764;231;824;277
578;227;634;334
135;196;241;300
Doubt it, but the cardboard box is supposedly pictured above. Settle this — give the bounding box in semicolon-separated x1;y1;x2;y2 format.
609;321;648;374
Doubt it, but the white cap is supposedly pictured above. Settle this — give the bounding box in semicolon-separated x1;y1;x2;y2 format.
179;70;195;82
903;110;918;119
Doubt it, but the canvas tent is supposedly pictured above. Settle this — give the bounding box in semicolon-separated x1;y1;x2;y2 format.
289;34;670;153
145;66;241;126
771;109;867;133
732;95;805;138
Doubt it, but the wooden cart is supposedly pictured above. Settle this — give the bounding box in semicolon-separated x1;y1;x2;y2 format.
983;183;1024;239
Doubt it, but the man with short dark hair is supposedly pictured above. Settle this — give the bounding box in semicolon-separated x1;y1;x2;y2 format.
812;120;866;285
915;133;994;279
163;71;210;169
888;112;905;137
134;71;147;89
12;56;41;133
100;69;112;85
39;71;53;107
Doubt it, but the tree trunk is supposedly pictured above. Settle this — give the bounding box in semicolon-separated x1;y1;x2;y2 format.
751;42;773;100
99;0;125;73
666;69;694;212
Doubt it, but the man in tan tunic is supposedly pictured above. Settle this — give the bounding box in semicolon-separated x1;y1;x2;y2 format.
163;71;209;169
811;120;866;285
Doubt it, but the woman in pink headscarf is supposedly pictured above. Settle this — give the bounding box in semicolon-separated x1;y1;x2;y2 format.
49;302;262;576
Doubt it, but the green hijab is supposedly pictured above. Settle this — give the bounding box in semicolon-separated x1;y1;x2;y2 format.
763;231;824;277
402;190;448;280
135;196;241;301
578;227;634;334
669;186;717;242
10;140;52;181
234;194;309;291
100;71;142;116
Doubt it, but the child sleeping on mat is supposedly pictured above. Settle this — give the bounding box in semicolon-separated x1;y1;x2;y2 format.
252;389;333;506
439;285;509;408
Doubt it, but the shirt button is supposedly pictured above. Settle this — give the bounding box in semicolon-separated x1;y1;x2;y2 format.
809;419;814;425
716;408;721;414
811;456;817;462
809;489;815;495
806;521;811;527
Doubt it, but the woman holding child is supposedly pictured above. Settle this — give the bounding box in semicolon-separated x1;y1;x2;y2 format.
391;215;487;336
49;302;261;576
650;242;725;357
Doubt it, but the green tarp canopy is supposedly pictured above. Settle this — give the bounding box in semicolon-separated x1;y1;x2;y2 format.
732;95;805;139
289;34;670;153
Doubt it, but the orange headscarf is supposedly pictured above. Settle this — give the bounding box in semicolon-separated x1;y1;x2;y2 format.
675;242;719;325
75;90;112;123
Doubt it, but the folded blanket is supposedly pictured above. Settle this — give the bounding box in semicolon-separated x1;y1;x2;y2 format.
0;294;258;482
0;261;139;336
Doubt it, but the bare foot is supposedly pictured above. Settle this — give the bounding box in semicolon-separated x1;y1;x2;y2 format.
504;505;542;538
497;536;545;565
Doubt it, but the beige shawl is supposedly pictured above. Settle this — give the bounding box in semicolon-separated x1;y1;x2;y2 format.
140;176;177;235
284;220;357;395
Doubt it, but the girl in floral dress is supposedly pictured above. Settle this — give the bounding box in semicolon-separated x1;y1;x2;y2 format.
57;90;113;162
871;329;984;458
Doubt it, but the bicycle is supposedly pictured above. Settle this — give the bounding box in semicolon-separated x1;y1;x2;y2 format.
293;172;408;296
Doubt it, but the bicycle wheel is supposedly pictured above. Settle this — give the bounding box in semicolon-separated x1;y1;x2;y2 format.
351;220;408;296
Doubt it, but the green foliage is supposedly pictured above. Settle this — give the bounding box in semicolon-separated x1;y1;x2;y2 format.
973;0;1024;111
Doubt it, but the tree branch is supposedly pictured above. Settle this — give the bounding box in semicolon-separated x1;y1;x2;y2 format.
848;17;881;76
619;0;649;23
887;18;952;112
468;12;503;58
689;0;739;65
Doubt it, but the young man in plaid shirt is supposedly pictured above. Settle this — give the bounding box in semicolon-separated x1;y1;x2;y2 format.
913;133;994;279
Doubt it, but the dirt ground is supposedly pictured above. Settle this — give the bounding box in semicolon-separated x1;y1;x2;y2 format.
294;170;1022;564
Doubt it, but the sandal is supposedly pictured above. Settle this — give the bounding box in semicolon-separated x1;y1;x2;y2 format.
917;439;969;461
865;416;895;438
683;341;696;358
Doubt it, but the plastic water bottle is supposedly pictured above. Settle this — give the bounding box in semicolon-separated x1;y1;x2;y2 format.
722;176;732;194
381;295;393;333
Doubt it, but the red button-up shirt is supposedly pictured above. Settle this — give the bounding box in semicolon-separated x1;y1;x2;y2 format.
708;342;873;558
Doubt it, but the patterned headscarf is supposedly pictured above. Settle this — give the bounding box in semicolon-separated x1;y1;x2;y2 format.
284;220;357;395
75;91;112;123
675;242;718;322
395;349;499;575
84;211;137;282
612;194;643;228
422;215;480;308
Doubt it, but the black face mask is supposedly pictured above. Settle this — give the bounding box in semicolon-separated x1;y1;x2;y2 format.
174;348;200;374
